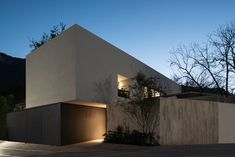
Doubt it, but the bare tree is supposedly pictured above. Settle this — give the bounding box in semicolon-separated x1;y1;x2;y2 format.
170;44;217;89
170;22;235;95
191;44;224;89
209;22;235;94
117;72;160;135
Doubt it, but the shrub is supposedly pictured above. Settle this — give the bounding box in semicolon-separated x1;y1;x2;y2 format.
0;94;23;140
117;72;161;137
104;126;159;146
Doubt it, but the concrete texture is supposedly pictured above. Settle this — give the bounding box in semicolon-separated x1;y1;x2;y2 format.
1;140;235;157
218;102;235;143
106;96;235;145
24;24;181;146
7;111;27;142
12;97;232;146
159;97;235;145
7;103;106;145
26;27;77;108
61;103;106;145
106;99;160;134
7;104;61;145
26;24;181;108
160;97;218;145
22;25;235;146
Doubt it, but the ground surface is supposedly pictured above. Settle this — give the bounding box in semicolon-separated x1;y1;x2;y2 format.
1;140;235;157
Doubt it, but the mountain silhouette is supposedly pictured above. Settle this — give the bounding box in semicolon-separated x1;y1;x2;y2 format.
0;52;25;98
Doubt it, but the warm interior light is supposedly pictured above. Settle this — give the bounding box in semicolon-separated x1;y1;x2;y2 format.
154;91;160;97
88;139;104;143
65;100;107;108
144;86;148;98
64;100;106;144
117;74;128;90
117;74;130;98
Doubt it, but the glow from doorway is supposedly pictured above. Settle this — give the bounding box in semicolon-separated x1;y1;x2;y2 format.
88;139;104;143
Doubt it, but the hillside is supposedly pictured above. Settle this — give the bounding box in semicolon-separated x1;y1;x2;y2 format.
0;52;25;101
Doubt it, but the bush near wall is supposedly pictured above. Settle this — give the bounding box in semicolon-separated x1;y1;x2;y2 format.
104;126;159;146
0;94;25;140
0;95;12;139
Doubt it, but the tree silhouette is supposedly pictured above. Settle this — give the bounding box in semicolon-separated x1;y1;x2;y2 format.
170;21;235;95
29;22;66;51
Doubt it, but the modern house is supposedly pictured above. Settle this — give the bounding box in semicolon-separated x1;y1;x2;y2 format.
7;25;235;145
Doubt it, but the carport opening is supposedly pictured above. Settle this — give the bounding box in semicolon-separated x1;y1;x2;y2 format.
61;101;107;145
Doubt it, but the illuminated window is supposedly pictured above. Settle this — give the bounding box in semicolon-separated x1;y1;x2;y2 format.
151;89;155;97
144;87;160;98
144;86;148;98
154;90;160;97
117;74;129;98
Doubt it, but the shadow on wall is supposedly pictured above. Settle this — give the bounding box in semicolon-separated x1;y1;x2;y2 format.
93;76;113;105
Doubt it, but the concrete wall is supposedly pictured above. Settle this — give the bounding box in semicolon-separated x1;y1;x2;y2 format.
25;24;181;144
218;102;235;143
61;103;106;145
7;103;106;145
26;24;181;108
159;97;218;145
7;111;27;142
107;96;235;145
26;27;77;108
106;100;160;135
7;104;61;145
74;25;181;105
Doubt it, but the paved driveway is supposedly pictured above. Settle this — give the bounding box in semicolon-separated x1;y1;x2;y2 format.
1;140;235;157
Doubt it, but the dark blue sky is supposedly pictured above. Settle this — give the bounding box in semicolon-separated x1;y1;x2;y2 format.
1;0;235;77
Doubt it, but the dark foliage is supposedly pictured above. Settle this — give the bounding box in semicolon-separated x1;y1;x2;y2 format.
30;22;66;50
0;52;26;139
118;72;160;135
0;95;22;139
104;126;159;146
0;53;25;97
118;88;129;98
181;85;228;95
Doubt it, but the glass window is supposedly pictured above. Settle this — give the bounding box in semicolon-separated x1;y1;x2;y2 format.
117;74;129;98
144;86;148;98
154;90;161;97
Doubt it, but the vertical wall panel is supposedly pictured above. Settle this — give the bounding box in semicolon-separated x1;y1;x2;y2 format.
7;104;61;145
160;97;218;145
218;102;235;143
41;104;61;145
26;108;42;143
7;111;27;142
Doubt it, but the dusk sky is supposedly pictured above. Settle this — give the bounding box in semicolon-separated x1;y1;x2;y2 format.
1;0;235;77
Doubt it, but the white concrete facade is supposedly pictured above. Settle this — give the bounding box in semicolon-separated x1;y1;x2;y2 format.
26;24;181;108
218;102;235;143
19;24;235;145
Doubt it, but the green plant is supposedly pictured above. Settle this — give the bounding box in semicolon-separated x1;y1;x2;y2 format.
118;88;129;98
104;126;159;146
117;72;161;135
0;94;22;139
